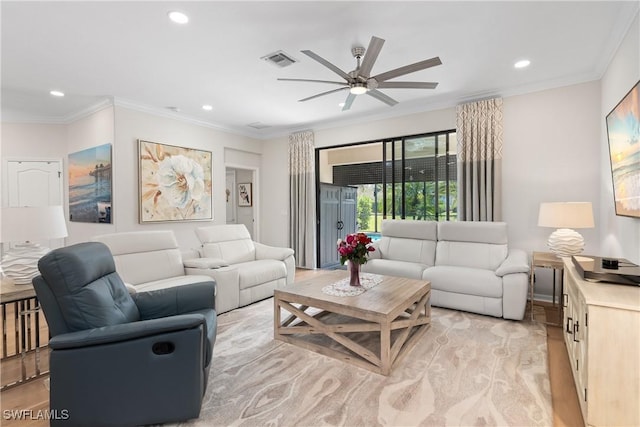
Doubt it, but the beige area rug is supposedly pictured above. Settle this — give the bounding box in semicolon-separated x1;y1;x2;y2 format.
177;299;552;427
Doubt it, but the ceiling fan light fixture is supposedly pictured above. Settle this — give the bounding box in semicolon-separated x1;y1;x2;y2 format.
350;83;368;95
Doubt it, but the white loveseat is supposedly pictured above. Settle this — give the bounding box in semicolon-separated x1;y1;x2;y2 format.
91;230;215;293
183;224;295;314
361;220;529;320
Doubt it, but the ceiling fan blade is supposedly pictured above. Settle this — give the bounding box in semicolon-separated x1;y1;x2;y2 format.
342;93;356;111
278;78;348;86
373;57;442;83
299;87;349;102
367;89;398;107
377;81;438;89
301;50;351;81
358;36;385;78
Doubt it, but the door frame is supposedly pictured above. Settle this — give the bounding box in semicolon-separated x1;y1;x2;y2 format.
225;163;259;240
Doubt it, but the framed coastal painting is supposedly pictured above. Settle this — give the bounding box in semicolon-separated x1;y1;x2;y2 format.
238;183;252;207
68;143;112;223
138;139;212;223
606;80;640;218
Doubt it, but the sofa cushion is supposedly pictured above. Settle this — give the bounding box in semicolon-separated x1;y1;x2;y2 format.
202;240;256;264
422;266;503;298
134;275;215;293
435;241;507;271
377;237;437;266
381;219;437;240
437;221;508;244
196;225;256;264
234;260;287;290
361;259;428;280
92;231;186;284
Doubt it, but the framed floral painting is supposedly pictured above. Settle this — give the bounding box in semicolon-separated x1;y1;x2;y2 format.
138;139;212;223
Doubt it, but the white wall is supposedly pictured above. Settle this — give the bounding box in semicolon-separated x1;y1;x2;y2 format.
112;106;263;250
1;123;67;159
260;135;289;248
1;123;69;248
503;81;602;257
1;122;68;208
599;13;640;264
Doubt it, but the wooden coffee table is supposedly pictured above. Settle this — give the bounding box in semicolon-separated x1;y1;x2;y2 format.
274;271;431;375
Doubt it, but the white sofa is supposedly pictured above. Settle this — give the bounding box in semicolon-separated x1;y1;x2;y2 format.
91;230;215;293
361;220;530;320
183;224;295;314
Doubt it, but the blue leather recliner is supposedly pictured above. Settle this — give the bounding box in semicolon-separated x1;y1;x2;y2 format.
33;242;217;427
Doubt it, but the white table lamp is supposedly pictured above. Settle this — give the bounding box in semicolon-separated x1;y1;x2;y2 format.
1;206;68;284
538;202;594;257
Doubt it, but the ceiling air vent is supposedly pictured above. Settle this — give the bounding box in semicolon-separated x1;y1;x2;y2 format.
247;122;271;130
261;50;297;68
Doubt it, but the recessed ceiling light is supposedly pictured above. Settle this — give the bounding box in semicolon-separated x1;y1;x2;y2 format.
202;104;213;111
514;59;531;69
338;102;345;107
168;11;189;24
50;90;65;97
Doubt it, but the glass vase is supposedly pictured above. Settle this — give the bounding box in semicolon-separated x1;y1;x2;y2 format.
348;262;362;287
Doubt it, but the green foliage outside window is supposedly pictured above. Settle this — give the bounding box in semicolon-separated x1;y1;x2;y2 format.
357;195;372;230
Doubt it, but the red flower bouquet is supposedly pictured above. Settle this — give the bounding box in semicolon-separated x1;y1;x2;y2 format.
337;232;375;266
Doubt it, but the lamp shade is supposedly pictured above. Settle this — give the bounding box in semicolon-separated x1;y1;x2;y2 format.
1;206;68;243
538;202;594;229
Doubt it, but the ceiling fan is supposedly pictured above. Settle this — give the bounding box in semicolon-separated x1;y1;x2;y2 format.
278;36;441;111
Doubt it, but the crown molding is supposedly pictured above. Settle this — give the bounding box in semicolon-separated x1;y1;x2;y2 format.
111;97;263;140
63;98;114;123
593;4;639;79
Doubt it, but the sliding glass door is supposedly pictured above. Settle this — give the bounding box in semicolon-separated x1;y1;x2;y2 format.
316;129;456;266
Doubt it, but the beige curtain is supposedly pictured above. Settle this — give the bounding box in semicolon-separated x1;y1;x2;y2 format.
456;98;503;221
289;131;316;268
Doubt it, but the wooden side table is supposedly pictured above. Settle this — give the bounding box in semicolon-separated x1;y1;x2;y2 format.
530;251;564;325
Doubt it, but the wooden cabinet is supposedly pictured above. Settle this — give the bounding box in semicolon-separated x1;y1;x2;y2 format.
563;258;640;426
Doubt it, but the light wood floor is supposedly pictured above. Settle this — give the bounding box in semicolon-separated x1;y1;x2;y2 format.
0;268;584;426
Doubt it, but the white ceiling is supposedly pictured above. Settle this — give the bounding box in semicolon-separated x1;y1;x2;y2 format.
1;1;637;139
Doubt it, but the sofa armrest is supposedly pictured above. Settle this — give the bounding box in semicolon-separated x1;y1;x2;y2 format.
495;249;530;277
254;242;295;261
134;281;216;319
49;314;206;350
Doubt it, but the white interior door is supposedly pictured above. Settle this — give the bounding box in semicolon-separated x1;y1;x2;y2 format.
4;159;65;250
6;160;63;207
